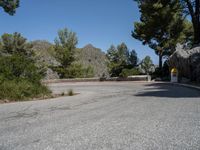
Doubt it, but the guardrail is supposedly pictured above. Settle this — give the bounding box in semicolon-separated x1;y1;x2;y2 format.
42;75;149;84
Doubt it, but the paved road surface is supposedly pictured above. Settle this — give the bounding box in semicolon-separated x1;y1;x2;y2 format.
0;82;200;150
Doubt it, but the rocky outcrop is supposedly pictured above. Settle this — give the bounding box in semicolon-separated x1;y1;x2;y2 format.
31;40;59;80
169;44;200;82
31;41;109;79
76;44;109;77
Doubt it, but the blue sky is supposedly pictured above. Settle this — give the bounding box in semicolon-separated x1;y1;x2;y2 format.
0;0;158;64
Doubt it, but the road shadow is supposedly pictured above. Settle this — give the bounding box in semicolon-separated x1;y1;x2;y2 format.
135;83;200;98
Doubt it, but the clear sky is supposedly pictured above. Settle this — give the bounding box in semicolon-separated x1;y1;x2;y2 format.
0;0;158;64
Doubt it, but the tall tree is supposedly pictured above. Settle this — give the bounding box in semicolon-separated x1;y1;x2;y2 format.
129;49;138;67
54;28;78;68
181;0;200;44
0;32;45;82
106;43;138;77
53;28;78;78
133;0;193;69
0;32;33;57
0;0;19;15
140;56;154;75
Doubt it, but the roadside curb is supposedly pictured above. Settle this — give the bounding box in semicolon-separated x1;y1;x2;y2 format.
171;82;200;91
42;76;149;84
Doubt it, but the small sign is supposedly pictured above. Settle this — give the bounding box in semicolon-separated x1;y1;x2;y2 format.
171;68;178;82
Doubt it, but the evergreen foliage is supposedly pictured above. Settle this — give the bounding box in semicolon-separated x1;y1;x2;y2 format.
119;68;140;77
140;56;154;75
180;0;200;44
133;0;193;69
107;43;138;77
0;0;19;15
0;33;50;101
53;28;95;78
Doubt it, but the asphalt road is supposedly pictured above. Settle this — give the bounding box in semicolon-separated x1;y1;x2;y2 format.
0;82;200;150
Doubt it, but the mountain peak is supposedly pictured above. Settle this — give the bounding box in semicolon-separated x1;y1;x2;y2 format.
83;44;96;49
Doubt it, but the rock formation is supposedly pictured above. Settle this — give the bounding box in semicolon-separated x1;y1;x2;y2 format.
75;44;109;77
169;44;200;83
31;40;59;80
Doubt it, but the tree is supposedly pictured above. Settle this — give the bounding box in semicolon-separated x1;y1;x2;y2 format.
140;56;154;75
106;45;118;63
106;44;123;77
53;28;78;78
129;49;138;67
0;33;50;100
0;0;19;15
107;43;129;77
181;0;200;44
0;32;45;81
0;32;34;57
133;0;193;69
116;42;129;66
106;43;138;77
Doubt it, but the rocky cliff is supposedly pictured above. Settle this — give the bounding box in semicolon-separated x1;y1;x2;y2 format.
31;40;59;80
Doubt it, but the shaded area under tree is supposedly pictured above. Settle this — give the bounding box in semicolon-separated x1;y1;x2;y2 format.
135;83;200;98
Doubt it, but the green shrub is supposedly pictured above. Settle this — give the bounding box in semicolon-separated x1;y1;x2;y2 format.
0;55;49;101
61;92;65;96
0;33;51;101
0;55;45;82
68;89;74;96
119;68;140;77
0;79;51;101
53;63;94;78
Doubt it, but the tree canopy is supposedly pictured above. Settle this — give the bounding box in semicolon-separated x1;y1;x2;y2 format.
106;43;138;77
0;0;19;15
133;0;193;69
0;32;33;57
180;0;200;44
140;56;154;75
54;28;78;69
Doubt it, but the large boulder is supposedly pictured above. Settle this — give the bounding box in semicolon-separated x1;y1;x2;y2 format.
169;44;200;82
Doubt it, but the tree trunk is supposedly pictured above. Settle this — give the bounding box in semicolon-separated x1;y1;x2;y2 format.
193;22;200;44
192;0;200;44
159;54;163;70
186;0;200;44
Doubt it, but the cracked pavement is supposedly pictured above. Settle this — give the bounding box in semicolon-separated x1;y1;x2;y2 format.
0;82;200;150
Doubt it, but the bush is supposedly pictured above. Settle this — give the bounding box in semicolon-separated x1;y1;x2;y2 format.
67;89;74;96
0;79;51;101
119;68;140;77
0;33;51;101
0;55;50;101
0;55;45;83
53;63;94;78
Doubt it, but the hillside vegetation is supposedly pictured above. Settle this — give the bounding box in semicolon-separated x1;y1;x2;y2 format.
32;41;109;79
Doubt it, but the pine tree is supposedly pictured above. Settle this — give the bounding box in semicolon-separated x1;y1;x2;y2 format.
133;0;193;69
53;28;78;78
0;0;19;15
106;43;138;77
180;0;200;44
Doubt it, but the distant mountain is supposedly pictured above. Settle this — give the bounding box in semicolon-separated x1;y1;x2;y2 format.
76;44;109;77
